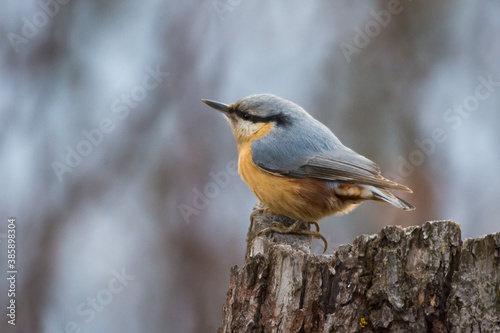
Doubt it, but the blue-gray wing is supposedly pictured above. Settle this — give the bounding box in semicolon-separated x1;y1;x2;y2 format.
251;120;411;192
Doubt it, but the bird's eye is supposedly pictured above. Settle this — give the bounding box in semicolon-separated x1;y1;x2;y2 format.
242;113;251;120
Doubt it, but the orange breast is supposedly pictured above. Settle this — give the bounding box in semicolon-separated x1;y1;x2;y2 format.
237;128;359;221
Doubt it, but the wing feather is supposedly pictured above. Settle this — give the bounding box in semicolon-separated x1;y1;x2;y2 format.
250;116;411;192
256;149;411;192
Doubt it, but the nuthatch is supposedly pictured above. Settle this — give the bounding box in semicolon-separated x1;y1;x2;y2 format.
202;94;414;251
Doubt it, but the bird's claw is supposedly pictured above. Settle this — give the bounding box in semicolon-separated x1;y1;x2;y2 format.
257;220;328;253
309;221;320;233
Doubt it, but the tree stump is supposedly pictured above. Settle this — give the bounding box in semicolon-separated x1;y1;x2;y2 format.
219;202;500;333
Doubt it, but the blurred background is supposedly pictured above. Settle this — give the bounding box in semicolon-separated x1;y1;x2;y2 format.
1;0;499;332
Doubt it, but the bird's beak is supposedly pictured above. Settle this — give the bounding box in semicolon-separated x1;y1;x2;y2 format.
202;99;230;115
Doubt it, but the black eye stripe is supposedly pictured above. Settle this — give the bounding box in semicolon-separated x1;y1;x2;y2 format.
234;109;257;122
233;108;291;126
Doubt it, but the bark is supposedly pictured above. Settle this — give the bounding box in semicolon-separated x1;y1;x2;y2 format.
219;202;500;333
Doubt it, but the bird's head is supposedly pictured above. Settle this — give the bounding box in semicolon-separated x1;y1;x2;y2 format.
202;94;300;146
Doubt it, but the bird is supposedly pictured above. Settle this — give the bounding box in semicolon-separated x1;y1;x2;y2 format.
202;94;414;252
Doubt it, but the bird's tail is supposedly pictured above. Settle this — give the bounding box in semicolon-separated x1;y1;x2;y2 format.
364;185;415;211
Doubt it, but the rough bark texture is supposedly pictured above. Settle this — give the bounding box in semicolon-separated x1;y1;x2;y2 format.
219;202;500;333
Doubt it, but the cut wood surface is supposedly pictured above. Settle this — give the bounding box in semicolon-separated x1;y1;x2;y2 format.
219;202;500;333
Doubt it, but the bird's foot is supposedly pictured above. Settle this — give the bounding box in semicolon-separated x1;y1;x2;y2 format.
309;221;320;233
257;220;328;253
250;205;273;220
